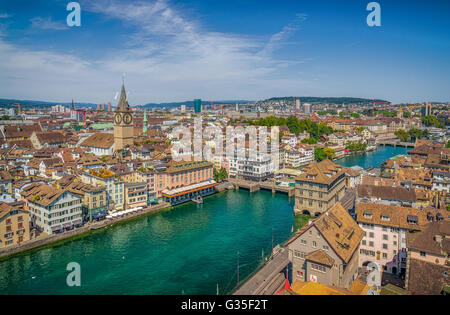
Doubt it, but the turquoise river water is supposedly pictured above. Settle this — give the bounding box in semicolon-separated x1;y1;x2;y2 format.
0;146;408;295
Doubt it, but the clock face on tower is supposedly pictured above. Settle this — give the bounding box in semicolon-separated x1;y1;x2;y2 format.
114;113;122;124
123;113;132;125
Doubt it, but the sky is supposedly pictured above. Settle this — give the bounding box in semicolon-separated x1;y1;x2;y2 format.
0;0;449;105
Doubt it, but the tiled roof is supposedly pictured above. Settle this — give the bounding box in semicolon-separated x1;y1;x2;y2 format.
295;159;346;185
407;258;450;295
356;202;447;231
305;249;335;267
358;184;416;202
80;133;114;149
406;221;450;255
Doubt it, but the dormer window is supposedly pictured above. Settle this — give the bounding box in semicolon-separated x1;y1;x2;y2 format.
407;215;418;225
364;213;372;219
381;215;390;222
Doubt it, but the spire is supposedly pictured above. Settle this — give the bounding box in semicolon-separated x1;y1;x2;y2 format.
116;82;130;112
72;99;75;110
143;110;148;133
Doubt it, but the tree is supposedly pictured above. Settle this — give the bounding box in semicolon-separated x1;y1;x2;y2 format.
421;116;445;129
323;147;336;160
408;128;428;141
395;129;410;142
213;167;228;182
314;148;327;162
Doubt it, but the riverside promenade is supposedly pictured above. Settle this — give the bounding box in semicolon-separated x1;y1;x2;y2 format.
233;247;290;295
0;201;171;260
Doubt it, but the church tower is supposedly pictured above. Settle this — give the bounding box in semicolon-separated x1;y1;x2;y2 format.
114;82;134;151
143;109;148;134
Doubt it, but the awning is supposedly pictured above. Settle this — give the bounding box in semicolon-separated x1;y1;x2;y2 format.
73;220;82;225
51;225;62;231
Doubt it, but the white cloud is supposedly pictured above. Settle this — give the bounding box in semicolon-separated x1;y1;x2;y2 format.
0;0;313;103
29;16;68;30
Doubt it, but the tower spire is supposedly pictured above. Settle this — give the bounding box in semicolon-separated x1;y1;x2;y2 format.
143;109;148;134
116;80;130;112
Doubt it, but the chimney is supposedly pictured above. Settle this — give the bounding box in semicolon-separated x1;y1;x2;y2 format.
434;235;442;245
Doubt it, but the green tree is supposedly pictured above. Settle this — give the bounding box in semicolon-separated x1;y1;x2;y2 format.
323;147;336;160
421;116;445;129
395;129;410;142
213;167;228;182
314;148;327;162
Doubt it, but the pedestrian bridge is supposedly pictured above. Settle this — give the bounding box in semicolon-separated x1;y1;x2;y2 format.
229;179;295;197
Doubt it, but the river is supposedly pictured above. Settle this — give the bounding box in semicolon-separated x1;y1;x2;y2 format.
0;190;295;295
0;146;407;295
335;145;409;169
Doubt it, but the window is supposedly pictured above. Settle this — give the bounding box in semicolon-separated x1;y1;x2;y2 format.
382;253;388;259
420;251;426;257
312;241;317;248
311;263;326;273
294;251;306;259
369;241;374;247
383;234;388;241
369;232;374;238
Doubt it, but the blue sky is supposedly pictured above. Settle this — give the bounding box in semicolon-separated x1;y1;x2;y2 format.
0;0;449;104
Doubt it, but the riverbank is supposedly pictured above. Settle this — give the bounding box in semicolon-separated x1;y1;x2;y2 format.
0;201;171;261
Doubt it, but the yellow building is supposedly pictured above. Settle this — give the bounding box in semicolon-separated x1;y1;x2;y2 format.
0;202;30;248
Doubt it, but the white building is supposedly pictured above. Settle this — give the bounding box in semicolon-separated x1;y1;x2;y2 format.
23;184;83;234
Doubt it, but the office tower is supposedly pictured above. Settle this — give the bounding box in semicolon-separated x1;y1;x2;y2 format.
304;103;312;114
296;98;301;110
194;99;202;113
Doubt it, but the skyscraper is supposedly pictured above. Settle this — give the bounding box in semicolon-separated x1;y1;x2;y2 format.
304;103;312;114
194;99;202;113
295;98;301;110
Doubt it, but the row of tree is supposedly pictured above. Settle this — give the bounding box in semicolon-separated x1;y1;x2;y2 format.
394;128;429;142
345;141;368;152
247;115;334;142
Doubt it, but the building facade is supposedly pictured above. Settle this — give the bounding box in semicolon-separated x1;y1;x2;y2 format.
294;160;347;217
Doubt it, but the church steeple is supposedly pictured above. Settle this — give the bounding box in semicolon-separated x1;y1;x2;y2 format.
116;83;131;112
143;109;148;134
114;79;134;151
